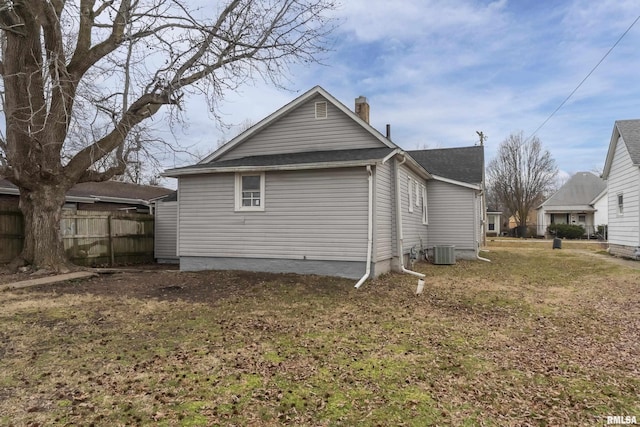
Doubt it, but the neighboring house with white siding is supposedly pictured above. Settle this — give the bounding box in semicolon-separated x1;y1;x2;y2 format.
535;172;607;238
163;86;485;283
602;119;640;259
486;208;503;237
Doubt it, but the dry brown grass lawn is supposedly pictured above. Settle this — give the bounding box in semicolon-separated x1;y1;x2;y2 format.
1;241;638;426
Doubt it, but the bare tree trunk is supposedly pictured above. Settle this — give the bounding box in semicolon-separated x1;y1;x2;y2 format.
0;0;337;272
18;187;70;272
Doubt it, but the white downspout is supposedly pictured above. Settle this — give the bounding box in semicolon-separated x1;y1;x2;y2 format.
354;165;373;288
477;251;491;263
394;155;426;283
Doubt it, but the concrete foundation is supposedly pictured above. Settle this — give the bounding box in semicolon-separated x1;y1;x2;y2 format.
180;256;379;280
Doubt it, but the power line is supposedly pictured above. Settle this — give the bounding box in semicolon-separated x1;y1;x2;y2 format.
528;14;640;139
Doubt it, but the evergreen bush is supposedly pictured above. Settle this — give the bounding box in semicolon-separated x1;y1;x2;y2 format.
547;224;585;239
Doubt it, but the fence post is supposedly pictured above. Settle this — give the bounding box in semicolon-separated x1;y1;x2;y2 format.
108;214;115;266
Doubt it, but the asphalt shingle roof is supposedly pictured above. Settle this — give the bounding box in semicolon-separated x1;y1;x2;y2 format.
615;119;640;165
169;147;396;173
67;180;174;200
0;179;173;201
407;146;484;184
540;171;606;208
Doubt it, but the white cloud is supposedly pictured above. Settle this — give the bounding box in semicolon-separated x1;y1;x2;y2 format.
336;0;509;43
163;0;640;177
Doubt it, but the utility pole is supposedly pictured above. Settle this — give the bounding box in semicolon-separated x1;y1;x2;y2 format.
476;131;488;247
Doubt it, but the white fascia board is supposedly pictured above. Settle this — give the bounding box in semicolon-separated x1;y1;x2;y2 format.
90;195;150;206
65;196;100;203
542;205;596;212
148;194;173;202
164;159;384;177
602;124;621;179
381;148;401;164
199;88;322;163
0;186;98;203
430;174;481;190
589;188;608;205
200;86;397;164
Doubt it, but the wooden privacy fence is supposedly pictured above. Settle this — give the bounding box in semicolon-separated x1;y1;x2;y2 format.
0;209;155;266
0;209;24;263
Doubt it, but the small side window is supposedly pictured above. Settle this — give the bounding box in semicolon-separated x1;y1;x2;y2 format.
235;172;265;211
422;186;428;225
618;193;624;215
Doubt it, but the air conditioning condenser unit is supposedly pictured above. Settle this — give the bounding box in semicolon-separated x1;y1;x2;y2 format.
433;245;455;265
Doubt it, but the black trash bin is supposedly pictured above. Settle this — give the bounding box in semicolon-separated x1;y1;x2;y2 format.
552;237;562;249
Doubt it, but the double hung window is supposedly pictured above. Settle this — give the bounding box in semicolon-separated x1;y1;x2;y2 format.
235;173;265;211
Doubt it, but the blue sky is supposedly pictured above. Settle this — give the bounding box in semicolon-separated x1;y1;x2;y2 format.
160;0;640;184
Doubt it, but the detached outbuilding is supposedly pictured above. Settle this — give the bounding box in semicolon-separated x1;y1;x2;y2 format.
163;86;487;282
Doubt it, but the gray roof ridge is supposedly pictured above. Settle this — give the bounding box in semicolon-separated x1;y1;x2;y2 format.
540;171;606;207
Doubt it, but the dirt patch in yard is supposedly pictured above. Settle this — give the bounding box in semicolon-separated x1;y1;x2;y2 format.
0;263;179;286
18;268;351;303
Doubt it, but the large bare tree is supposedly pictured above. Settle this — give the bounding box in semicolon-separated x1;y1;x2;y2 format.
0;0;336;271
487;132;558;234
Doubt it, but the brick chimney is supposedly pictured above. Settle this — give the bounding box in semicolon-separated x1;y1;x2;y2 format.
355;96;369;124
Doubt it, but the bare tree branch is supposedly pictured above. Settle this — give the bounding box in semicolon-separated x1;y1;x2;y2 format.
68;0;131;77
0;1;26;37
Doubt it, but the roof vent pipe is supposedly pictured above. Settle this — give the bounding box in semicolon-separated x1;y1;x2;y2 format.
386;124;391;139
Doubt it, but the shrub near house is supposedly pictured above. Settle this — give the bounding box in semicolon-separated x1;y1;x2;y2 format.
547;223;585;239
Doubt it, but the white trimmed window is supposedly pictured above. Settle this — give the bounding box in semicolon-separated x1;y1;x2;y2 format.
235;172;265;211
422;186;428;225
414;180;420;207
408;176;413;213
617;193;624;215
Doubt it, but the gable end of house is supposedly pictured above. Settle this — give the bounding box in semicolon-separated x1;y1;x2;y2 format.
200;86;396;164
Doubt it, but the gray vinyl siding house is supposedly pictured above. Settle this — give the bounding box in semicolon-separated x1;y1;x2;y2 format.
177;167;373;277
398;165;429;256
602;120;640;259
164;86;485;281
212;94;379;160
373;161;395;270
408;147;485;259
425;180;481;254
